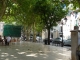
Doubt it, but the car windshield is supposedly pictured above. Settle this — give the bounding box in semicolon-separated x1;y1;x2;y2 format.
56;38;60;39
67;39;71;40
54;37;62;41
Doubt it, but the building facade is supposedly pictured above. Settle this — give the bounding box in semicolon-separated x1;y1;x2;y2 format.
42;11;80;40
0;22;4;36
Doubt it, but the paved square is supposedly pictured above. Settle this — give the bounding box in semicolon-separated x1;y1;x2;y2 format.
0;41;71;60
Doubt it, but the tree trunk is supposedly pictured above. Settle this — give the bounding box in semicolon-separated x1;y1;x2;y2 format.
26;29;30;41
48;28;50;45
33;23;36;42
23;26;27;40
0;0;7;20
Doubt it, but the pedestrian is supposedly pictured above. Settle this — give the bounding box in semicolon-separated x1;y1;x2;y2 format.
4;36;7;46
0;35;3;45
6;36;11;46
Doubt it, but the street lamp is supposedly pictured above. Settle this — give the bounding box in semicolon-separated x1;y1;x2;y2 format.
73;11;79;30
61;17;67;47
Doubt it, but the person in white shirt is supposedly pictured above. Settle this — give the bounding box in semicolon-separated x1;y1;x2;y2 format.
6;36;11;45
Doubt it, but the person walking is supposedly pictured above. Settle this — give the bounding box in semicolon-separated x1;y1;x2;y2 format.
4;36;7;46
0;35;3;45
6;36;11;46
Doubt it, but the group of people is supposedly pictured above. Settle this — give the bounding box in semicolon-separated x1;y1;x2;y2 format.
0;35;11;46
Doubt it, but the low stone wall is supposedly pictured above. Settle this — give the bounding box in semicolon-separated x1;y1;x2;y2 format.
11;38;20;42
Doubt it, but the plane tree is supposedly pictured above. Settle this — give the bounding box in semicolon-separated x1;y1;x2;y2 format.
33;0;68;45
1;0;43;42
10;0;43;41
0;0;7;20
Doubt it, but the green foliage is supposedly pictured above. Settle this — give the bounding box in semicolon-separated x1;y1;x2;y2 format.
0;0;7;20
62;0;80;11
33;0;68;29
2;16;16;25
68;0;80;10
35;16;44;32
15;0;43;33
1;0;69;34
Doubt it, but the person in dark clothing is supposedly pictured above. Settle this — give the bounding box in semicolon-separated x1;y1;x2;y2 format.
4;36;7;46
0;35;3;45
76;45;80;60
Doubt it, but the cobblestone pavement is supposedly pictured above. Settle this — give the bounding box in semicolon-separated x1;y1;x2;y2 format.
0;41;71;60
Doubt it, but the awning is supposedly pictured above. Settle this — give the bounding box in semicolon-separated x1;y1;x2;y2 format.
3;25;21;37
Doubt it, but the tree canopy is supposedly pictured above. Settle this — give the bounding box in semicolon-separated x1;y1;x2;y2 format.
33;0;68;44
1;0;79;43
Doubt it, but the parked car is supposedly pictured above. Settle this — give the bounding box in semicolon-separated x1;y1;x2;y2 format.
43;38;53;43
36;36;42;42
52;37;62;45
63;39;71;46
29;36;33;41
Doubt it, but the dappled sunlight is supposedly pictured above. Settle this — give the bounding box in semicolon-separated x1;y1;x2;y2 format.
1;53;9;57
1;53;8;55
43;57;47;58
0;42;71;60
53;51;58;53
43;51;51;53
39;53;47;56
13;57;17;58
26;53;38;57
10;55;14;57
57;59;63;60
10;55;18;58
39;53;48;59
58;53;69;56
17;52;26;54
62;48;68;51
38;50;48;56
0;49;1;51
15;49;19;51
1;55;7;57
38;51;43;52
5;58;9;60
